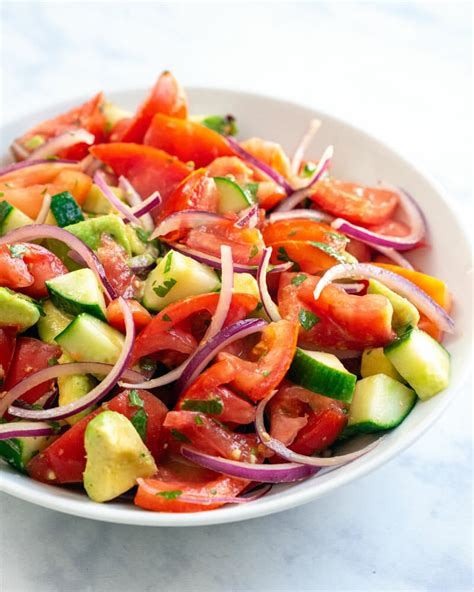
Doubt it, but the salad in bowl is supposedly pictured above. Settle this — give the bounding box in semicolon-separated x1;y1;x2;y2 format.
0;72;454;514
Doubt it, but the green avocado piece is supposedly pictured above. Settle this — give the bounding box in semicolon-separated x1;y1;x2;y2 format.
37;300;73;344
83;411;157;502
0;287;41;332
367;279;419;331
361;347;405;382
57;353;97;426
65;214;131;254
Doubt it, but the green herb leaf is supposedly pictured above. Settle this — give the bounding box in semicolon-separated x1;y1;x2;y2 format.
324;231;349;243
301;162;317;178
276;246;300;271
156;489;182;500
47;357;59;367
201;114;238;136
163;251;173;274
135;227;150;243
261;370;271;377
182;398;224;415
8;244;27;259
309;242;348;264
170;428;191;443
291;274;307;286
49;420;62;433
131;408;148;441
153;278;177;298
249;245;259;259
162;313;172;322
128;389;144;408
298;308;320;331
194;415;205;426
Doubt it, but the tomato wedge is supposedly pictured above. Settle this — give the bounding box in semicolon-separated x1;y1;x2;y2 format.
14;93;106;160
176;359;256;425
19;243;68;299
0;244;33;290
4;338;61;405
240;138;292;178
97;234;136;298
160;168;218;220
112;71;187;143
27;390;168;484
106;298;152;333
90;143;190;203
144;114;234;167
0;328;16;387
278;272;394;349
218;320;299;401
135;455;248;513
310;179;399;225
131;292;258;364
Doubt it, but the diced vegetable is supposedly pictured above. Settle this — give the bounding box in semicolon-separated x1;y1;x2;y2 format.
0;287;41;332
214;176;255;214
361;347;405;382
50;191;84;227
37;299;73;344
0;201;33;235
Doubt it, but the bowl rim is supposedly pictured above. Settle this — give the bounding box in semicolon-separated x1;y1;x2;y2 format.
0;86;471;527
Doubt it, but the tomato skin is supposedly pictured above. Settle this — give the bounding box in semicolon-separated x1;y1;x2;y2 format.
20;243;68;299
113;72;188;143
345;238;372;262
278;272;394;350
97;234;136;298
106;298;151;333
27;390;168;484
177;359;256;425
15;93;106;160
4;338;61;405
131;292;258;364
0;328;16;387
218;320;299;401
160;168;218;220
240;138;292;179
144;114;234;168
91;143;190;204
0;245;33;290
310;180;399;225
135;456;248;513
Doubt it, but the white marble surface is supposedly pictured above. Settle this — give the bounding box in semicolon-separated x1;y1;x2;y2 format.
0;2;472;591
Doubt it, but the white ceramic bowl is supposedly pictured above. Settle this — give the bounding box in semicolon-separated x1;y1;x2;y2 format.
0;88;471;527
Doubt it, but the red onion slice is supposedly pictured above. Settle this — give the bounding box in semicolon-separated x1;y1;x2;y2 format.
26;129;94;161
181;446;318;483
274;145;333;212
226;136;293;194
268;208;333;224
119;176;155;233
10;140;30;161
0;421;63;440
6;300;136;421
0;158;79;177
35;192;51;224
170;243;291;275
150;210;225;240
94;171;143;227
0;224;117;300
255;389;381;467
131;191;162;217
314;263;454;333
234;205;259;229
257;247;282;322
291;119;322;176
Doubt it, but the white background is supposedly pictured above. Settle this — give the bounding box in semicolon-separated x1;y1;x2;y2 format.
0;2;472;591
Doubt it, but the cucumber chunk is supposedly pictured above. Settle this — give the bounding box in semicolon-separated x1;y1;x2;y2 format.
46;268;107;321
55;313;124;364
368;279;419;331
214;177;255;214
65;214;131;254
0;287;41;332
0;200;33;235
142;250;220;312
385;328;450;400
50;191;85;227
37;300;73;344
361;347;405;382
0;426;55;472
346;374;416;434
288;348;357;403
57;353;97;425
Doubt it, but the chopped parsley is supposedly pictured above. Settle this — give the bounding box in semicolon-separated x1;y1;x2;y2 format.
298;308;320;331
276;246;300;271
288;230;298;237
253;301;264;313
49;420;62;433
182;398;224;415
128;389;144;408
153;278;177;298
162;313;172;322
163;251;173;273
249;245;259;259
309;241;347;264
301;162;317;178
261;370;271;377
156;490;182;500
170;429;191;443
194;415;205;426
131;409;148;441
47;357;59;367
291;274;307;287
201;114;238;136
139;357;156;374
135;227;150;243
8;244;27;259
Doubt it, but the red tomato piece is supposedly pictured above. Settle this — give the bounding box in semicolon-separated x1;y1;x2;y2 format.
27;390;168;484
90;143;190;204
240;138;292;178
19;243;68;299
106;298;152;333
278;272;394;350
97;234;136;298
14;93;106;160
131;292;258;364
144;114;234;168
218;320;299;401
0;328;16;387
310;179;399;225
113;72;188;143
4;338;61;405
0;244;33;290
135;455;248;513
159;168;218;220
176;359;256;425
345;238;372;262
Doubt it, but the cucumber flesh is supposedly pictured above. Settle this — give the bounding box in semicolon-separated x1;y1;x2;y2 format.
57;353;97;425
346;373;416;434
361;347;405;382
46;268;107;321
50;191;84;227
368;279;419;331
214;177;254;214
143;250;220;312
37;300;73;344
288;348;357;403
55;313;125;364
0;428;55;472
385;328;450;400
0;201;33;235
0;287;41;332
